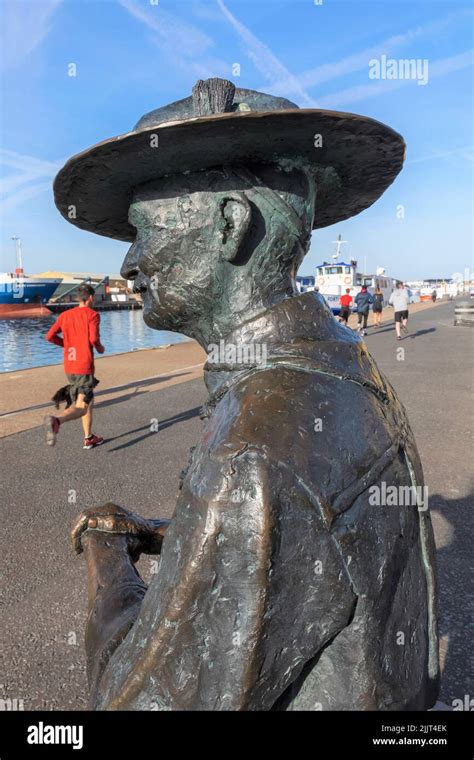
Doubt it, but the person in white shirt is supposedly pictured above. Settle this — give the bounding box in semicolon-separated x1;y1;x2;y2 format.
389;282;410;340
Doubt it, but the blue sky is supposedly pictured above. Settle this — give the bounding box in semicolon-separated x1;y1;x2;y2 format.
1;0;472;280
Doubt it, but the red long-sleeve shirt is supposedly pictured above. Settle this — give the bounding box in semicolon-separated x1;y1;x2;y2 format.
45;306;101;375
340;294;353;308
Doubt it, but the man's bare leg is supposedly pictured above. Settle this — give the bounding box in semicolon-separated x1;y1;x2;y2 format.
81;398;94;438
45;393;88;445
59;393;89;423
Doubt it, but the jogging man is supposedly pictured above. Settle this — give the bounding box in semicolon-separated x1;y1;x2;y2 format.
338;288;353;325
44;283;105;448
354;285;373;336
389;282;410;340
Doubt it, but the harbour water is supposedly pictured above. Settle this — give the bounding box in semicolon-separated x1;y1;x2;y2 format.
0;309;189;373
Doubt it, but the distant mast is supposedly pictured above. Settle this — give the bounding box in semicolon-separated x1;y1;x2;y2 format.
331;234;347;262
11;236;24;275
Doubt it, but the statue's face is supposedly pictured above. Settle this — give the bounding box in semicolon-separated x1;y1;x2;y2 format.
120;164;314;336
121;183;223;332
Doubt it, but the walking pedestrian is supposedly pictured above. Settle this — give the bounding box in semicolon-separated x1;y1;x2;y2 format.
372;286;384;327
338;288;353;326
354;286;373;336
44;284;105;448
389;282;410;340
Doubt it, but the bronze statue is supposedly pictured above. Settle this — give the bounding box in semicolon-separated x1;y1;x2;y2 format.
54;78;439;710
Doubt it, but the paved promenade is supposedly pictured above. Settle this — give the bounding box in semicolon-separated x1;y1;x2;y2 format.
0;298;472;710
0;340;207;438
0;298;439;439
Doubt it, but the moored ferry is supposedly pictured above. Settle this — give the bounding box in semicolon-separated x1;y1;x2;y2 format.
297;261;397;315
296;236;398;315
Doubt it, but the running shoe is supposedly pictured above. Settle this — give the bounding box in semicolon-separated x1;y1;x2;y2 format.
83;434;104;450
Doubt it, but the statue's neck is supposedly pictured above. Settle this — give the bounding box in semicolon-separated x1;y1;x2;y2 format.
186;282;296;349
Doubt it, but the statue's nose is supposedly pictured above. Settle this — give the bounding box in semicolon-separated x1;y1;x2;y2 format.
120;241;140;280
121;263;139;280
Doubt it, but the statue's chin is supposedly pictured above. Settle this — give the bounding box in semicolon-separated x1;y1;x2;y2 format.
142;303;187;335
142;307;167;331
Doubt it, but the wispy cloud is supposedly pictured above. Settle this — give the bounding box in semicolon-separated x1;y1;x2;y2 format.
264;9;473;97
189;0;225;24
216;0;316;107
0;150;63;213
407;146;474;165
1;181;53;214
118;0;230;79
118;0;213;56
1;150;62;176
0;0;63;72
313;50;474;109
430;49;474;78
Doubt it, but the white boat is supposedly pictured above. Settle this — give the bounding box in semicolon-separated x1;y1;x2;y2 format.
296;236;398;315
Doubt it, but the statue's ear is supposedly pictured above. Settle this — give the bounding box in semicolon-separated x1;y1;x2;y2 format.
218;194;252;262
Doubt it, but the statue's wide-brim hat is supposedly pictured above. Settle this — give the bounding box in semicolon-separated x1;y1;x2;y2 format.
54;78;405;241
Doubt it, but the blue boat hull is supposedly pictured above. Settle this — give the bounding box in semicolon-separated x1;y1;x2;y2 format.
0;281;59;305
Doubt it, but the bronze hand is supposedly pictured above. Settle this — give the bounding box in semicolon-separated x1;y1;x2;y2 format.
71;502;170;560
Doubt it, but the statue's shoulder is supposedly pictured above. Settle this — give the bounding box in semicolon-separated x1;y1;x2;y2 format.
205;361;402;467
